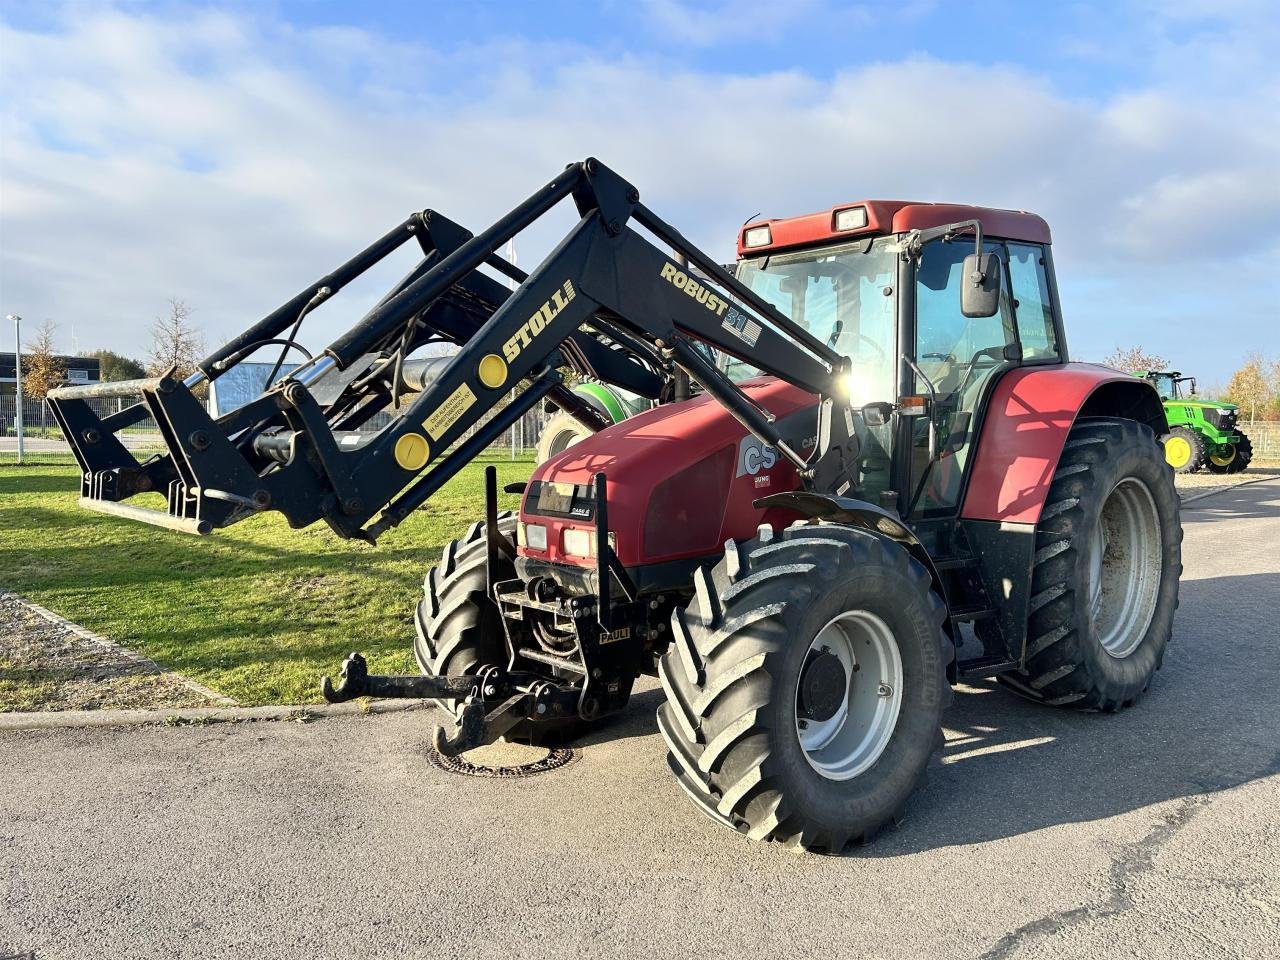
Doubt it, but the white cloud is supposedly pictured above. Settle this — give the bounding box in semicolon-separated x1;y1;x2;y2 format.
0;4;1276;377
638;0;827;47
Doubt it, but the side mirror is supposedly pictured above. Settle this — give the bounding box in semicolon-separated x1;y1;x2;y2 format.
1188;378;1198;396
961;252;1000;318
860;401;893;427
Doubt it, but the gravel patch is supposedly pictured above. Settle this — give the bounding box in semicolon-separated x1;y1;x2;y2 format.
0;593;226;712
1174;464;1280;501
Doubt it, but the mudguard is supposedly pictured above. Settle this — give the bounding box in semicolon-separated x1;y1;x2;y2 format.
960;363;1166;525
753;490;953;644
957;362;1165;669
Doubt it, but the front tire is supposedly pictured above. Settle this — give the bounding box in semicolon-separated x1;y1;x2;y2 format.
413;514;516;715
1207;432;1252;474
656;522;952;852
1000;417;1182;710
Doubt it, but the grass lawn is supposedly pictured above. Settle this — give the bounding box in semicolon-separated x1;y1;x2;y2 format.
0;451;534;706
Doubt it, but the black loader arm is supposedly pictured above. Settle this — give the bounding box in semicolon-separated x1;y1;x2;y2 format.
48;159;855;542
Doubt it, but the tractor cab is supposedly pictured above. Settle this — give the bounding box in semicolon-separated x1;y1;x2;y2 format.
730;200;1065;521
1139;370;1195;401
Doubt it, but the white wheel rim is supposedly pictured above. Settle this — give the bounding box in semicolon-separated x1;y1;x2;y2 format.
794;610;903;781
1088;478;1162;658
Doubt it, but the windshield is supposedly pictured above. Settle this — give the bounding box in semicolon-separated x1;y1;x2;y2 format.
1150;374;1178;400
731;237;898;406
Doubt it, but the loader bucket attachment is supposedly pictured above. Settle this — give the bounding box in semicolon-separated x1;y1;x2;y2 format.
49;158;849;543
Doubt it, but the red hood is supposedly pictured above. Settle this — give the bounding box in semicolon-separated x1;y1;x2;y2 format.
520;377;818;567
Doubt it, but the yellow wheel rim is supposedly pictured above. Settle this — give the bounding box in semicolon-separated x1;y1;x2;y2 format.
1164;436;1191;468
1209;447;1236;467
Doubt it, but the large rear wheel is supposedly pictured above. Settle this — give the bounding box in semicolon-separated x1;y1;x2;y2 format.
657;522;952;851
1161;426;1205;474
1000;417;1182;710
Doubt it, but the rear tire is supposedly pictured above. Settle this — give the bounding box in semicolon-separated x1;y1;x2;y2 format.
656;522;952;852
999;417;1182;710
1161;426;1205;474
1207;432;1252;475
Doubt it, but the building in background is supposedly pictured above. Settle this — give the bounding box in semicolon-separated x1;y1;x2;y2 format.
0;352;100;398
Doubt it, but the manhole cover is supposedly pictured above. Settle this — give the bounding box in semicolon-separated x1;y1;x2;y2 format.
426;739;579;778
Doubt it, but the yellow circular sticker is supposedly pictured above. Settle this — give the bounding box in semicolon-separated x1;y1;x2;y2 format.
477;353;508;389
394;433;430;471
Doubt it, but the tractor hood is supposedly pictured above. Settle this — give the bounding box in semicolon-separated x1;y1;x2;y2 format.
1173;399;1238;412
518;377;819;568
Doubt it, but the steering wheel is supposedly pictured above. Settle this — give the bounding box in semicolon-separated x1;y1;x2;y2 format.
950;346;1007;398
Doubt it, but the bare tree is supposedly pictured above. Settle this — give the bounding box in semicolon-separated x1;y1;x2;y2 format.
1102;345;1169;373
23;319;66;437
146;299;205;380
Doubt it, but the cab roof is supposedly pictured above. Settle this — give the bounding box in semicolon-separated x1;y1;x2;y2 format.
736;200;1052;257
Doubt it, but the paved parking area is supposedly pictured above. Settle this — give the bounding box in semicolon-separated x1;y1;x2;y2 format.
2;481;1278;960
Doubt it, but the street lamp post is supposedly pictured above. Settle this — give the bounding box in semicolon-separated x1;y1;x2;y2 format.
6;314;22;464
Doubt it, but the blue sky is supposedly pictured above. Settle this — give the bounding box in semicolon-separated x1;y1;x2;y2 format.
1;0;1277;384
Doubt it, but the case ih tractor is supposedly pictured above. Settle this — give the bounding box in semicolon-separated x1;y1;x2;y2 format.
48;160;1182;851
1137;370;1253;474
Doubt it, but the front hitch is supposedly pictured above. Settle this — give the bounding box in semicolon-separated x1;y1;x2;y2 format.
320;651;481;702
319;652;537;757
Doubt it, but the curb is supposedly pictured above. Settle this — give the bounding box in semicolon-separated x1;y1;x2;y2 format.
1180;473;1279;506
0;697;434;731
0;590;237;706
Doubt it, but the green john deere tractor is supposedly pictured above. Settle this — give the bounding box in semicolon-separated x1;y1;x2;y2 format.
1136;370;1253;474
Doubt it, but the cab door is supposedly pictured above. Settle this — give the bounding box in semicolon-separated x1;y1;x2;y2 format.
905;238;1019;517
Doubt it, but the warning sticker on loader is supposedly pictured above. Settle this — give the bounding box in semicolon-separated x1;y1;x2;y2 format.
423;383;477;439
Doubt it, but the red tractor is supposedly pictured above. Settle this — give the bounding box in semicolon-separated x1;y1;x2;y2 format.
49;160;1181;851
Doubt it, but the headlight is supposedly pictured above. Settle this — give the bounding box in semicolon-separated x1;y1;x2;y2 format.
742;225;772;248
562;528;616;558
519;522;548;551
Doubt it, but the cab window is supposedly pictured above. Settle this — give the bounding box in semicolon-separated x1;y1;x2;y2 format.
1007;243;1059;360
915;239;1015;395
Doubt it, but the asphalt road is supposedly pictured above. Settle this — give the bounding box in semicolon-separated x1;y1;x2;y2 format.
3;481;1279;960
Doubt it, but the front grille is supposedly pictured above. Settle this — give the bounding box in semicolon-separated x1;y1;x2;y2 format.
1206;407;1237;431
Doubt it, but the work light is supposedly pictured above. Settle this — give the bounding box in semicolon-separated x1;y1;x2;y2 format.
834;206;868;232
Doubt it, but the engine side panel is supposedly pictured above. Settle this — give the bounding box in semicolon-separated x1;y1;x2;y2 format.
520;377;817;569
960;363;1166;524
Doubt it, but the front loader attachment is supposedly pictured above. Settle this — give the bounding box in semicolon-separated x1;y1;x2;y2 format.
50;158;854;544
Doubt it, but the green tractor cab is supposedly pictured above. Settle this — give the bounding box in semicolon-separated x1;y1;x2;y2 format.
1135;370;1253;474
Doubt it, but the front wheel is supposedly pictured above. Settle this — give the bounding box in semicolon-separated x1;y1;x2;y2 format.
656;522;952;852
1206;432;1253;474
